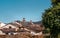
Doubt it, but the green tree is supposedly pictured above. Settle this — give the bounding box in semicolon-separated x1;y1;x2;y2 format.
42;0;60;38
51;0;60;6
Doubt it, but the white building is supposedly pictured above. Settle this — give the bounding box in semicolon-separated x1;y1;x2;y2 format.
1;24;18;29
0;22;6;28
30;31;43;35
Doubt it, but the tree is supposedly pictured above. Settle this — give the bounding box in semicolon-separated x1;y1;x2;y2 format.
42;0;60;38
51;0;60;6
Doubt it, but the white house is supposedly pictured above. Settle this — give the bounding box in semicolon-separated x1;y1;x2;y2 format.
0;30;5;35
0;22;6;27
30;31;43;35
1;24;18;29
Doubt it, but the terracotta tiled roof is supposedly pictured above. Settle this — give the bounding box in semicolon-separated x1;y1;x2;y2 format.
1;20;44;33
8;23;21;27
1;28;16;33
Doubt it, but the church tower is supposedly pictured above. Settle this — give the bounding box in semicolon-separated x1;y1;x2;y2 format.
22;18;26;23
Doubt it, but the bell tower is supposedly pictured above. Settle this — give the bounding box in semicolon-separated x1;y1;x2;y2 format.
22;18;26;22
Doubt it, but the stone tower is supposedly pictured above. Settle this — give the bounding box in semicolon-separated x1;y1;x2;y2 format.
22;18;26;22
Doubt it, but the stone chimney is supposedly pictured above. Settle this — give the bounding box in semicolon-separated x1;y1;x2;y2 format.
29;20;33;25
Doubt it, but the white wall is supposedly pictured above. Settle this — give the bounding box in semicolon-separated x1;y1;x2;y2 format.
0;23;6;27
2;24;17;28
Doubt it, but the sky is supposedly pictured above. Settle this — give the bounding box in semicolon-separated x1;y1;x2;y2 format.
0;0;51;23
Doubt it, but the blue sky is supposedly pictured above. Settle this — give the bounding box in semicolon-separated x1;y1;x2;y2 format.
0;0;51;23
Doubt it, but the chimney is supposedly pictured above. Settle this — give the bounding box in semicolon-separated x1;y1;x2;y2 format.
30;20;33;25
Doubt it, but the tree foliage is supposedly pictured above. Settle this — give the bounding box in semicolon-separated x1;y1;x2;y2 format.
42;0;60;38
51;0;60;6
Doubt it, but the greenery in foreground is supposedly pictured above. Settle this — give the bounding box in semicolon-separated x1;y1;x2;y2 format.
42;0;60;38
